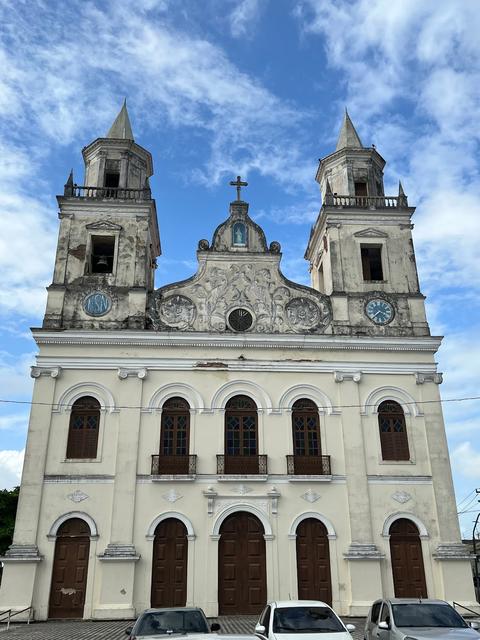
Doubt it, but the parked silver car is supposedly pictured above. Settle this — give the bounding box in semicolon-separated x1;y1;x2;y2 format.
364;599;480;640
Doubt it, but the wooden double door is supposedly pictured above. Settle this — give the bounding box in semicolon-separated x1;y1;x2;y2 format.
296;518;332;605
48;519;90;619
390;518;427;597
151;518;188;607
218;512;267;615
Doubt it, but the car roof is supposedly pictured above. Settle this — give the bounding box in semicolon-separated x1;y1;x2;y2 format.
386;599;450;605
269;600;332;608
140;608;206;613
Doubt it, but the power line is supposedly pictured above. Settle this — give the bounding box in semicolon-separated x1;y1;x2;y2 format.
1;394;480;412
457;489;477;510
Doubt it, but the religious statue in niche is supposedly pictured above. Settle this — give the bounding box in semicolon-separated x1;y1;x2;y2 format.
232;222;247;247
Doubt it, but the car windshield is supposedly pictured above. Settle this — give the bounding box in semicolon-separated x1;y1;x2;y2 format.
272;606;345;633
392;604;468;628
136;610;209;636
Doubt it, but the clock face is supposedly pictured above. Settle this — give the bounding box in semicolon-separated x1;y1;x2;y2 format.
365;298;394;325
83;291;112;317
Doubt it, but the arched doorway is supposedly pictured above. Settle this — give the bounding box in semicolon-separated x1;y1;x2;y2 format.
296;518;332;605
390;518;427;597
151;518;188;607
48;518;90;619
218;512;267;615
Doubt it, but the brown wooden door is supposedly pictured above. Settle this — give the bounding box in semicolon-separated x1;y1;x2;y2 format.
48;518;90;619
218;512;266;615
296;518;332;605
151;518;188;607
390;518;427;597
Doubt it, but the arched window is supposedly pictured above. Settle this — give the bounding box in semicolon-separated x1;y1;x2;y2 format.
159;397;191;474
66;396;100;459
291;399;325;474
224;395;258;474
378;400;410;460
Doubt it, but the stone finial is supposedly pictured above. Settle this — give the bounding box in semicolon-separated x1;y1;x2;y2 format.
106;98;134;140
398;180;408;207
336;109;363;151
64;169;74;196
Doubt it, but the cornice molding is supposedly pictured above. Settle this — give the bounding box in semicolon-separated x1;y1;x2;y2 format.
34;356;440;377
32;329;443;353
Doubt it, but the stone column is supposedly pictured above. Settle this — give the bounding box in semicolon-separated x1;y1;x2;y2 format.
95;368;146;619
0;367;60;617
334;371;383;615
415;372;477;605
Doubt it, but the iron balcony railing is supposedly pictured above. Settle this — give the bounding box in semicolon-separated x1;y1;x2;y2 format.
324;194;407;209
217;454;268;475
151;454;197;476
286;454;331;475
64;185;152;200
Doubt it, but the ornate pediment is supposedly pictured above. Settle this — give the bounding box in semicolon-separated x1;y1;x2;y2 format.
86;221;123;231
147;259;332;334
354;227;388;238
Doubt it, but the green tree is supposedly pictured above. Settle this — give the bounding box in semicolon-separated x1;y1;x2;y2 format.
0;487;19;556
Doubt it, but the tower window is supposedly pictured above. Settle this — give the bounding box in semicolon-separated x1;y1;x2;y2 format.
361;245;384;281
354;181;368;197
90;235;115;273
104;172;120;188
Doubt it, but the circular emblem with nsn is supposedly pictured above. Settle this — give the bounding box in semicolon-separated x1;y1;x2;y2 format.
83;291;112;317
365;297;395;325
228;308;253;332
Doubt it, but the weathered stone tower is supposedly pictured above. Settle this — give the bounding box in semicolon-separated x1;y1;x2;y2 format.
43;101;160;330
306;110;429;337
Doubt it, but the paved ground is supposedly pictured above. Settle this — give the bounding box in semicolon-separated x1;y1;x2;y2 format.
0;616;366;639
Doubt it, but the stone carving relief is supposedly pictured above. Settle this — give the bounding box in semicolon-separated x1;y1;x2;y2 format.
67;490;89;503
286;297;330;331
301;489;321;503
391;490;412;504
163;488;183;503
148;262;331;334
158;295;196;330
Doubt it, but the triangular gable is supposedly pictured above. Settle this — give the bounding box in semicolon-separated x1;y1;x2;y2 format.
354;228;388;238
86;221;123;231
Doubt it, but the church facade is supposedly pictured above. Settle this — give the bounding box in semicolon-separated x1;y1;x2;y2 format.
0;104;475;620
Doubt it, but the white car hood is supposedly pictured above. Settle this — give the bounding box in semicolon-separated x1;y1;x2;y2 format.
272;632;353;640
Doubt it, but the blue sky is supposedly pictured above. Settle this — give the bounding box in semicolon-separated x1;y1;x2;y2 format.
0;0;479;534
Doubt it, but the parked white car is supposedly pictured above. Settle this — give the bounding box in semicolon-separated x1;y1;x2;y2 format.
364;598;480;640
255;600;356;640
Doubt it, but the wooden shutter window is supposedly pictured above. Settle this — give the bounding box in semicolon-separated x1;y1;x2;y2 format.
160;397;190;456
225;395;258;456
292;399;321;457
378;400;410;461
66;396;101;459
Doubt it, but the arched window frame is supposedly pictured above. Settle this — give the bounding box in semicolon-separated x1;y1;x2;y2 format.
292;399;322;457
157;397;191;475
224;395;259;474
377;400;410;461
66;396;101;460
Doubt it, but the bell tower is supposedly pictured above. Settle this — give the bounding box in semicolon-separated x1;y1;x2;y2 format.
43;101;161;330
306;111;429;337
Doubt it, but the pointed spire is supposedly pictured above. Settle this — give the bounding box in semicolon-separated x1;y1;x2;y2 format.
398;180;408;207
324;178;334;205
336;109;363;151
64;169;74;196
106;99;134;140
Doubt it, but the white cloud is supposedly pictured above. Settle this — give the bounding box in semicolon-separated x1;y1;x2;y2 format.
228;0;264;38
0;351;35;399
0;449;24;489
452;442;480;481
0;413;29;432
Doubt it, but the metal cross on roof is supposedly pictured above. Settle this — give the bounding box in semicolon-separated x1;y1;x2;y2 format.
229;175;248;201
